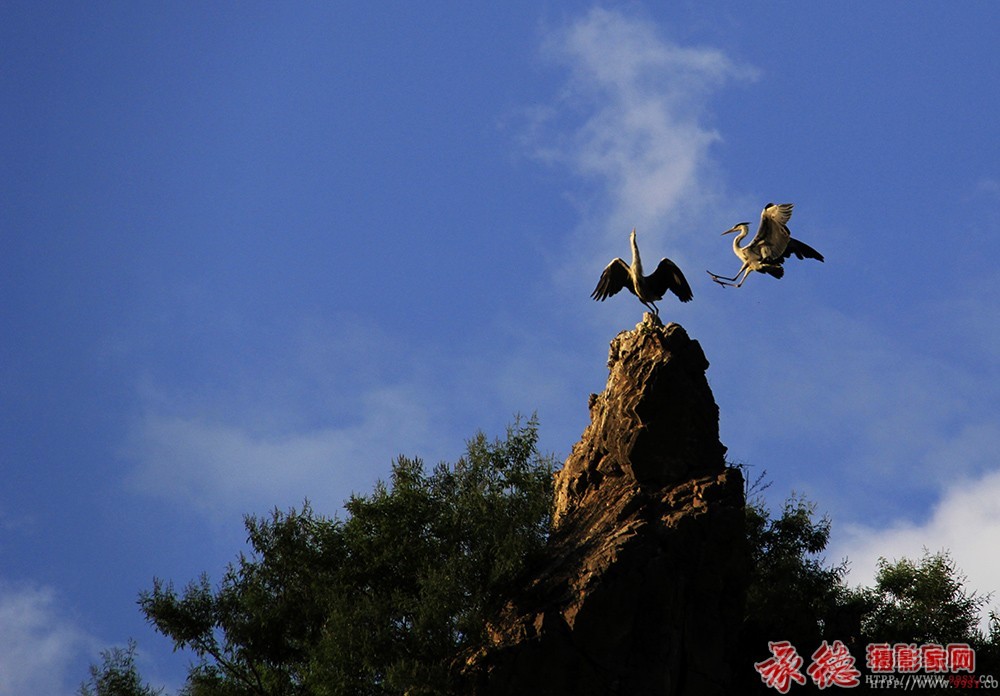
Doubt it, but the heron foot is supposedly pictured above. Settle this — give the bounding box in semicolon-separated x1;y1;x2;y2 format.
706;271;733;288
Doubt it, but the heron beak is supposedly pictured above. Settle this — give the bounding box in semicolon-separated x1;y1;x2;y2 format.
722;222;750;235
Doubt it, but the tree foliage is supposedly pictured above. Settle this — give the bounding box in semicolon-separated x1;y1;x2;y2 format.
746;509;997;654
136;417;554;696
741;484;999;692
78;640;164;696
85;445;1000;695
860;550;990;645
744;493;853;649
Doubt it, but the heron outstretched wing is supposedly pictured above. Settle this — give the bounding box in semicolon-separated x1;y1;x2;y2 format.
782;237;824;262
591;258;634;301
752;202;793;261
647;258;693;302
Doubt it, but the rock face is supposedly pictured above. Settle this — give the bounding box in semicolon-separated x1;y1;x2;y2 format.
464;315;746;696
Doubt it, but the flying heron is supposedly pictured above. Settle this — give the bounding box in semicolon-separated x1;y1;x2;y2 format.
591;227;693;315
707;203;824;288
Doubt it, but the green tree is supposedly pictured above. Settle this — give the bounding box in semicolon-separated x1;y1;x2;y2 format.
860;549;989;644
90;448;1000;695
739;485;1000;692
79;640;164;696
138;417;554;696
854;551;999;694
739;489;865;696
743;489;854;647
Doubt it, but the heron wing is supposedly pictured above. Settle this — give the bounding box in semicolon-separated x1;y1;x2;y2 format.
751;202;793;262
647;258;693;303
591;258;634;301
782;237;824;262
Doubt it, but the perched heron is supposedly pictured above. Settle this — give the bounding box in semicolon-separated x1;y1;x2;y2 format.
591;227;693;315
707;203;824;288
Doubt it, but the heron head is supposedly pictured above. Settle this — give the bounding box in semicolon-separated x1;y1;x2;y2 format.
722;222;750;236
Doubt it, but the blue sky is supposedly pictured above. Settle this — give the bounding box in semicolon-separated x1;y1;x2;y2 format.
2;3;998;693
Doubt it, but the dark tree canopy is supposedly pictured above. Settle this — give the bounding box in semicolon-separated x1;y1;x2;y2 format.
84;445;999;695
137;417;554;696
860;550;990;645
739;490;865;696
740;480;999;693
79;640;164;696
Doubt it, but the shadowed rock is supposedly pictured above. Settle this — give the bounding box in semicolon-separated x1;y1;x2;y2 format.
462;314;747;696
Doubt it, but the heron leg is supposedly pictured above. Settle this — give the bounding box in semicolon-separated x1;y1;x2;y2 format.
642;300;659;316
733;268;755;287
706;264;747;285
707;266;746;287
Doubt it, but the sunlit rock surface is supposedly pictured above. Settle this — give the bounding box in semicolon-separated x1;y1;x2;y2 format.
464;315;747;696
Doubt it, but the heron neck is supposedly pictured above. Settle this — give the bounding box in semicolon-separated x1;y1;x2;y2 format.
630;234;643;276
732;227;749;253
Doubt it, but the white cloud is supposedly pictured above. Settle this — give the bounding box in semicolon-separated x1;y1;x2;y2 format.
830;468;1000;628
124;382;440;518
117;296;599;521
117;307;498;519
699;288;1000;522
0;582;92;696
522;7;1000;523
527;7;757;279
700;254;1000;629
520;4;1000;637
974;177;1000;198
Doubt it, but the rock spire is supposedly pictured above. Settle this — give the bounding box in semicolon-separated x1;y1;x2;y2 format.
464;315;747;695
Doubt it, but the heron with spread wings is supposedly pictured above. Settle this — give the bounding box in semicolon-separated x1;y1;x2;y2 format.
591;227;693;316
707;203;824;288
